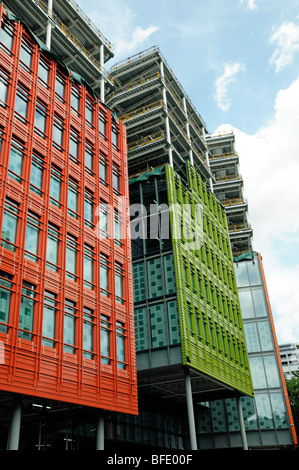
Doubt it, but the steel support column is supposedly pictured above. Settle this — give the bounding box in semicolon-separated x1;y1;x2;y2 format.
185;370;198;450
237;396;248;450
7;399;22;450
96;415;105;450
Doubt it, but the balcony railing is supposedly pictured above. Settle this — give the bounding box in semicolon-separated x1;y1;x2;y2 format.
228;223;252;233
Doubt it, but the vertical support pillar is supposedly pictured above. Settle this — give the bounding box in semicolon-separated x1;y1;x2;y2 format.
160;60;173;168
7;399;22;450
46;0;53;50
96;415;105;450
100;43;105;103
237;396;248;450
185;371;198;450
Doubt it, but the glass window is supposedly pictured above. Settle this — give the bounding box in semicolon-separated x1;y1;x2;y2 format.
150;303;167;348
84;191;94;228
264;355;280;388
30;154;44;196
68;179;78;218
0;20;14;55
99;201;108;238
114;211;122;246
99;156;107;186
100;254;109;297
238;290;255;318
115;262;123;304
52;116;64;149
1;199;19;251
99;111;106;137
49;167;61;207
164;254;176;294
133;262;146;302
83;307;94;359
38;58;49;88
234;262;249;287
19;39;32;72
85;142;93;174
0;273;13;333
112;124;118;149
24;212;40;262
247;260;261;285
116;321;126;369
14;86;28;122
64;299;76;354
270;392;287;428
134;307;149;351
19;282;36;340
257;321;273;351
244;322;260;352
147;258;163;298
255;393;274;429
34;102;47;138
249;356;267;389
167;300;180;345
46;223;60;272
55;74;65;101
66;235;77;281
85;99;94;127
71;85;80;115
69;131;79;163
42;291;57;347
84;244;93;289
8;140;24;182
252;288;267;317
101;315;110;364
112;164;120;193
0;69;9;107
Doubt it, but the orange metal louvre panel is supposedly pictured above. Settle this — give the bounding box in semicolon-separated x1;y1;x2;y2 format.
0;6;138;415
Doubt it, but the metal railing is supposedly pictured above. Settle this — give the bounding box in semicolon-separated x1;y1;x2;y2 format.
228;223;252;233
221;198;247;207
107;72;160;101
118;100;164;122
127;131;165;152
214;174;242;183
209;152;238;161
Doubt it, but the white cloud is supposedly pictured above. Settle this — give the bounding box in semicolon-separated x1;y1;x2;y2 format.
240;0;257;10
270;21;299;72
115;25;159;56
216;76;299;344
214;62;245;111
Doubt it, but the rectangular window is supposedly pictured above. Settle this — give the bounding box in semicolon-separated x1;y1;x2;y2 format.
114;211;122;246
46;223;60;272
68;179;78;219
83;307;94;359
112;164;120;194
52;116;64;149
84;244;94;290
115;262;123;304
100;254;109;297
30;153;44;196
14;86;29;123
1;199;19;251
19;282;36;340
19;38;32;72
0;69;9;107
34;101;47;138
112;123;118;149
0;20;14;55
71;85;80;115
69;130;79;163
66;235;77;281
99;155;107;186
101;315;110;364
38;58;49;88
0;272;13;334
84;191;94;228
99;201;108;238
99;111;106;137
85;98;94;127
8;140;24;182
49;167;62;207
116;321;126;369
64;299;76;354
42;291;57;347
24;212;40;262
55;74;65;102
85;141;94;174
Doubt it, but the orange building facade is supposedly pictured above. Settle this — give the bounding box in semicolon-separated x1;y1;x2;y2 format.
0;5;138;415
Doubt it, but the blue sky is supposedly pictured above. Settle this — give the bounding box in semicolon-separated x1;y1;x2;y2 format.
76;0;299;345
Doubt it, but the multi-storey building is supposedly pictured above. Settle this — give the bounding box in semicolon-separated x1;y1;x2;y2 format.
279;343;299;380
0;2;138;450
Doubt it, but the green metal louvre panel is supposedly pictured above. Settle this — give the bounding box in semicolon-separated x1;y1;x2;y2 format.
165;163;254;397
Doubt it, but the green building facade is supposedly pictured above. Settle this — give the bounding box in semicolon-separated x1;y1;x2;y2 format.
131;163;253;399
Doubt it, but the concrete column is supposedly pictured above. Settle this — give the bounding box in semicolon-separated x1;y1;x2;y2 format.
7;399;22;450
46;0;53;50
185;371;198;450
96;415;105;450
237;396;248;450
